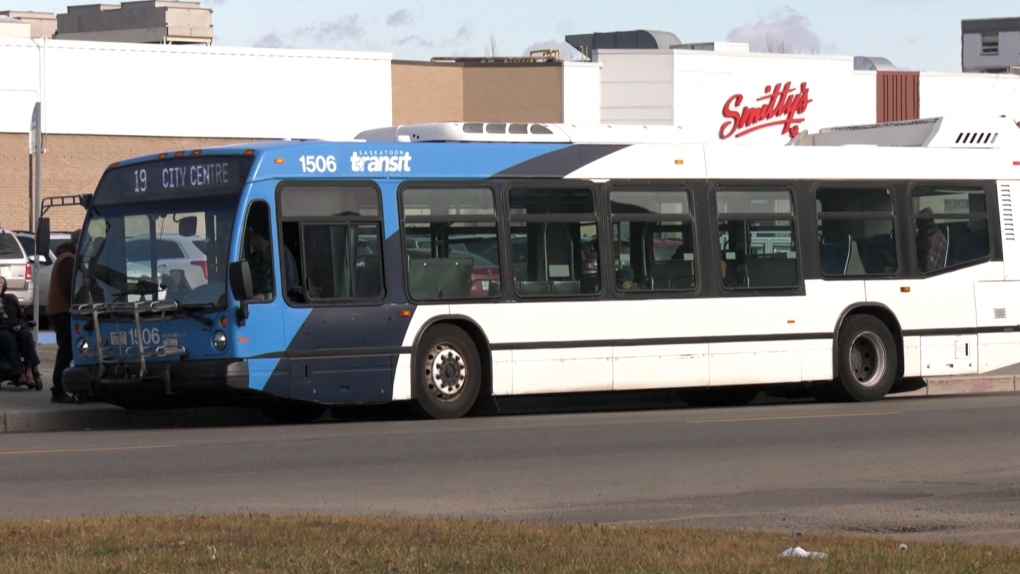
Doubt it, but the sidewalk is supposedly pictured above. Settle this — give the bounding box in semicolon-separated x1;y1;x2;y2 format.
0;344;269;433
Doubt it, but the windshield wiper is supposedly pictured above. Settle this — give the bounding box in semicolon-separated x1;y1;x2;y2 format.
169;301;215;327
112;279;163;302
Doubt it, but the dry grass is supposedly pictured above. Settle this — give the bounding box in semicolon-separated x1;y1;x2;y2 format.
0;514;1016;573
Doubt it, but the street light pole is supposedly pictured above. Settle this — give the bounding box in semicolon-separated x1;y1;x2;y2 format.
30;102;43;343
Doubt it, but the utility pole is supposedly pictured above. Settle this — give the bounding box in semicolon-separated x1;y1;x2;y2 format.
30;102;43;342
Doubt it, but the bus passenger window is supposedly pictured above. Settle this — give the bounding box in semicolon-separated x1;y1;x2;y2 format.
609;189;695;293
815;187;895;276
716;190;798;290
277;184;385;304
910;186;990;273
508;187;598;297
401;187;501;301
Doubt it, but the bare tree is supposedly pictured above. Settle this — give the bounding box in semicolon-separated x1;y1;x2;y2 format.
484;35;500;58
763;33;820;54
764;33;792;54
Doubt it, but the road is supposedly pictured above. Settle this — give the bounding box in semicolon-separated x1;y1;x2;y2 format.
3;394;1020;545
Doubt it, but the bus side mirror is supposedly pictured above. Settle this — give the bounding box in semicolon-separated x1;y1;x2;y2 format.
228;260;253;325
36;217;51;256
78;194;92;209
229;260;253;301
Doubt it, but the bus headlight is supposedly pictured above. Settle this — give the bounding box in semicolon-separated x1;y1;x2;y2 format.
212;331;227;351
77;337;90;354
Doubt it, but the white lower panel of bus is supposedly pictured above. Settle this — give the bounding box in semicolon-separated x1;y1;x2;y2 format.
920;335;978;377
612;344;708;391
512;347;613;394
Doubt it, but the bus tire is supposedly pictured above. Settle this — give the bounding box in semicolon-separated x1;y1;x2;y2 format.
414;324;481;419
834;314;897;402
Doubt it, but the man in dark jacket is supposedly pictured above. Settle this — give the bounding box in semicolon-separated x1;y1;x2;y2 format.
47;230;79;404
0;275;40;387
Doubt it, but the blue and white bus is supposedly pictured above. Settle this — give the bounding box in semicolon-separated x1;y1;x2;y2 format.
64;115;1020;421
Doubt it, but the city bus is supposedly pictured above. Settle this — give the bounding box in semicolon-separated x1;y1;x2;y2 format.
63;115;1020;422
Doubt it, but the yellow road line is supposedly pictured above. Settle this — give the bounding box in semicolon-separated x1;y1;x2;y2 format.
687;411;902;424
0;445;177;456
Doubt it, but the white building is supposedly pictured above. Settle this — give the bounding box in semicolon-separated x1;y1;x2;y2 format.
589;37;1020;144
962;17;1020;74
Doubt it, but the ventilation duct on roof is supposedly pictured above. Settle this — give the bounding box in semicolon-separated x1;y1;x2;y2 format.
565;30;681;60
854;56;897;71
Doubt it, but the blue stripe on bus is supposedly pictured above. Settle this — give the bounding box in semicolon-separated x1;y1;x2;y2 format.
247;358;280;392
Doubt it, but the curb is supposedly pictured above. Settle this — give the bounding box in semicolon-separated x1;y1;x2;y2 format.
891;376;1018;398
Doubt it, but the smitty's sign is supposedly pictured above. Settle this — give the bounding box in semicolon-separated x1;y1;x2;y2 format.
719;81;813;139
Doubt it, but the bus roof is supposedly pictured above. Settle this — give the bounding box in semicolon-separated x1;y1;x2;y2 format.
102;115;1020;183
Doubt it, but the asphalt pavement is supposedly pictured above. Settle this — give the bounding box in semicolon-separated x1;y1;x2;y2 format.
3;394;1020;545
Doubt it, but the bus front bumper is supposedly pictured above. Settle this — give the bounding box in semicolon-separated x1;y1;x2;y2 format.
63;359;250;396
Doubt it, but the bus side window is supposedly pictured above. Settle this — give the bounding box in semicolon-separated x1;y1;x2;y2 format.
242;201;276;302
608;189;694;293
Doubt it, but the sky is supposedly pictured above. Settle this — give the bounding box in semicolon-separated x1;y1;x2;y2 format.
13;0;1020;72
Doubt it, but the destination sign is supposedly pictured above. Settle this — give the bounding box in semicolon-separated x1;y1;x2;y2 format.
94;156;253;205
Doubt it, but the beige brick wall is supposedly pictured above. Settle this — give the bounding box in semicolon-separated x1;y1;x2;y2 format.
392;62;464;125
463;65;563;123
0;133;31;231
0;134;262;232
393;61;564;125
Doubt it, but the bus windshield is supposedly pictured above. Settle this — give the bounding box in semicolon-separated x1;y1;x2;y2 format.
73;196;236;311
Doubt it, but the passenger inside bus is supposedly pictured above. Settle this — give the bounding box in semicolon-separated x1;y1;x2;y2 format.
616;267;636;291
916;207;948;273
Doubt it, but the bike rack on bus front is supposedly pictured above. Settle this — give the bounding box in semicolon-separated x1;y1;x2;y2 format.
71;301;187;391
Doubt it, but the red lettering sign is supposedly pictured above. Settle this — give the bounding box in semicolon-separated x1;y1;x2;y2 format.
719;81;813;139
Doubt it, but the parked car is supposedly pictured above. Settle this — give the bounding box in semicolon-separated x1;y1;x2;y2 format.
124;234;211;293
0;229;32;316
12;231;58;321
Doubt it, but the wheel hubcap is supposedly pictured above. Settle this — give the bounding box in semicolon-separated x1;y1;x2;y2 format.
425;343;467;401
848;331;887;387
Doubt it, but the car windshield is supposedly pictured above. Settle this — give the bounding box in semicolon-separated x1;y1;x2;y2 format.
73;197;236;310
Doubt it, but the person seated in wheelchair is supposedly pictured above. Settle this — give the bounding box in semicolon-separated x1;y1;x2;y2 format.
0;276;41;387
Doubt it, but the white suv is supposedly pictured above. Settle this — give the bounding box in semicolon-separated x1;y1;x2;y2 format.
124;234;211;293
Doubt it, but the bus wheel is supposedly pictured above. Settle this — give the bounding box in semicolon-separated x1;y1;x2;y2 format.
834;315;897;402
415;324;481;419
679;386;759;408
261;400;327;425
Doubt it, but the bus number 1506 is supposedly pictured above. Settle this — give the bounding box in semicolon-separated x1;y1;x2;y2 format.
298;155;337;174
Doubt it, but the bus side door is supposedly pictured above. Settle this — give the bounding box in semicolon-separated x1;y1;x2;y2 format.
235;200;289;397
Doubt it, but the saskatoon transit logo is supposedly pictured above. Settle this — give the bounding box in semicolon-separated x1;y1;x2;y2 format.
349;150;412;173
719;81;813;139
